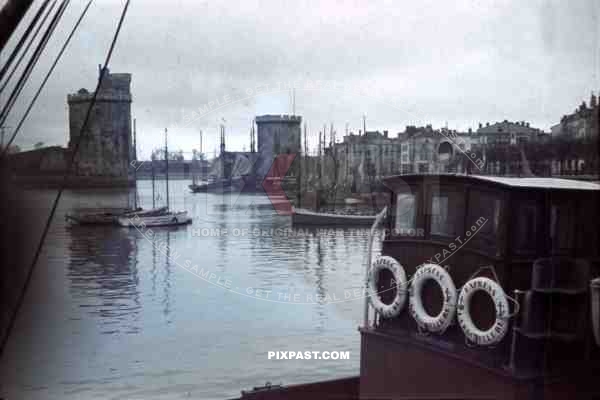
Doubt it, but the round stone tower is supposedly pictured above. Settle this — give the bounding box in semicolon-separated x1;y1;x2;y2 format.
255;114;302;177
67;67;133;186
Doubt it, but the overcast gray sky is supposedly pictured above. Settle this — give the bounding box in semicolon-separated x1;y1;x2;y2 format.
2;0;599;159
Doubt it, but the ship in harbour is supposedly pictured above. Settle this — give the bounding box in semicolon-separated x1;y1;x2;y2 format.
232;174;600;400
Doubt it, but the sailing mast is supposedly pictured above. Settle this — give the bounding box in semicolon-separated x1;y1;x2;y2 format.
165;128;169;210
193;129;203;185
151;152;155;209
133;118;137;209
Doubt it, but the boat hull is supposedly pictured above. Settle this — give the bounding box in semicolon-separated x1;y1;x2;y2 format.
292;208;375;226
232;376;359;400
65;207;139;225
189;179;241;193
117;211;192;227
122;206;168;218
358;327;600;400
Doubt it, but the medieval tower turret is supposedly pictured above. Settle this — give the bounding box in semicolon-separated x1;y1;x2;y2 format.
67;67;133;186
254;114;302;177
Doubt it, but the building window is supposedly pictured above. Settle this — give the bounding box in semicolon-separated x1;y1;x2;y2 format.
419;144;427;160
401;143;410;164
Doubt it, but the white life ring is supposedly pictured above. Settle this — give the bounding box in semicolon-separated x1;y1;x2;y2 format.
409;263;457;333
457;277;510;346
367;256;407;318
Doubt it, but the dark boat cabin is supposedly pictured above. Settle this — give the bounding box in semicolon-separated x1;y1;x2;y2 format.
361;174;600;400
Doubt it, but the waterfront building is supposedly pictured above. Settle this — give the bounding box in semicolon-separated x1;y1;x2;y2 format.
330;125;474;182
550;92;599;140
474;120;544;146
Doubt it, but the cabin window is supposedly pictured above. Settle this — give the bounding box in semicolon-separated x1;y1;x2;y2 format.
514;202;539;252
466;191;502;254
576;196;599;256
468;192;501;237
431;195;449;235
429;190;464;237
395;193;416;232
550;202;574;253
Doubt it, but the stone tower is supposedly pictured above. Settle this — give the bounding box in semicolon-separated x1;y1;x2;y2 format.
255;114;302;177
67;67;133;185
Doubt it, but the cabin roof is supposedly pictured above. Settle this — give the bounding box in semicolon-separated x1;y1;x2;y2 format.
383;174;600;191
471;175;600;190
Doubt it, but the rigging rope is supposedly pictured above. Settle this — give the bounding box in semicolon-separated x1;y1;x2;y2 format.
0;0;58;95
0;0;69;128
0;0;92;159
0;0;51;83
0;0;131;358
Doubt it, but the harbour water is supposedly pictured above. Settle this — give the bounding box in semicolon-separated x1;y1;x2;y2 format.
0;180;381;399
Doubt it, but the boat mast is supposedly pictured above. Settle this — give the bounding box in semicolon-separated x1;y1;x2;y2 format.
200;129;203;183
165;127;169;210
151;153;155;209
133;118;137;209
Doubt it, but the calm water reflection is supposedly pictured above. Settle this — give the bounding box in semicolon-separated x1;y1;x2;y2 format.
0;180;381;399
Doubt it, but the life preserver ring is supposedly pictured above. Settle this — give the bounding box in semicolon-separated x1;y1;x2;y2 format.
367;256;407;318
457;277;510;346
409;263;457;333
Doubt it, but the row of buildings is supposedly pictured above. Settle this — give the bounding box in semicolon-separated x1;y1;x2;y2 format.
324;120;547;177
4;65;598;187
319;92;598;179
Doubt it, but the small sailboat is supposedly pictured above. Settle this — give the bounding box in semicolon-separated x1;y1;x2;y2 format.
188;129;208;192
118;128;192;228
66;207;140;225
189;122;241;193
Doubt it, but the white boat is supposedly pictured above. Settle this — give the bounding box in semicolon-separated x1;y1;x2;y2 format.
117;210;191;228
119;128;193;228
122;206;168;218
344;197;364;205
291;207;376;226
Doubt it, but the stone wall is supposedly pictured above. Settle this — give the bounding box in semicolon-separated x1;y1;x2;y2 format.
7;146;67;173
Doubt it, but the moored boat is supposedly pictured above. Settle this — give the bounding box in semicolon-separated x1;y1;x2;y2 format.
291;207;375;226
65;207;140;225
121;128;193;228
234;174;600;400
122;206;168;217
117;210;191;228
189;177;238;193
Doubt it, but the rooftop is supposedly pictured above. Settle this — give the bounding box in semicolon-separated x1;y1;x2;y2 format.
255;115;302;123
472;175;600;190
383;174;600;191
